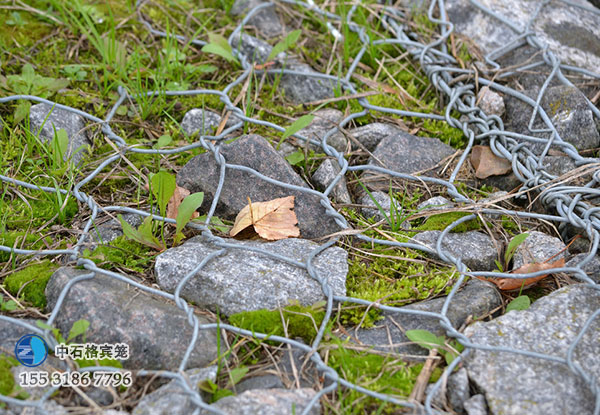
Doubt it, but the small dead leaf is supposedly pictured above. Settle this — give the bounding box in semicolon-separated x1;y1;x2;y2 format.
480;258;565;291
470;145;512;179
166;186;199;220
230;196;300;240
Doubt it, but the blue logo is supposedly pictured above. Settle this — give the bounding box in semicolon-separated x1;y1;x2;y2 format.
14;334;48;367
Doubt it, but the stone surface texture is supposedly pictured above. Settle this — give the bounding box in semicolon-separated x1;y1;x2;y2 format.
464;284;600;415
297;108;347;152
155;236;347;316
311;159;352;204
132;366;217;415
176;134;339;238
477;87;505;117
29;103;91;165
511;230;566;270
200;388;320;415
230;0;284;38
463;394;488;415
445;0;600;75
45;267;220;370
354;279;501;355
349;122;403;151
417;196;454;211
413;231;498;271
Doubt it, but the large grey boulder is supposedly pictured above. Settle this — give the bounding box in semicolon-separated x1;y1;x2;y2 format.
199;388;320;415
155;236;347;316
176;134;340;239
463;284;600;415
29;103;91;165
45;267;220;370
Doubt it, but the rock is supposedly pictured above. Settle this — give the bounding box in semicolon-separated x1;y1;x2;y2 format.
232;33;334;104
503;85;600;153
132;366;217;415
445;0;600;75
277;141;297;158
155;236;347;316
235;375;285;394
353;279;501;356
413;231;498;271
512;230;566;270
417;196;455;212
72;385;115;407
425;367;470;413
542;154;578;178
360;191;393;222
364;132;455;190
565;253;600;284
29;103;90;165
463;394;488;415
297;108;347;152
176;134;340;239
82;213;143;251
463;284;600;415
311;159;352;204
477;87;505;117
230;0;284;38
45;267;220;370
200;388;320;415
348;122;403;151
180;108;242;137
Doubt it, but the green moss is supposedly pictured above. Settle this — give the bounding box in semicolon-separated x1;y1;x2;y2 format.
82;235;155;273
0;354;18;396
0;232;53;262
4;260;58;308
420;118;468;149
228;302;326;344
412;211;481;233
343;244;457;327
326;342;428;414
3;193;78;230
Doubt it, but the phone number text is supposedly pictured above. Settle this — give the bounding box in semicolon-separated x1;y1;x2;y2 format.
19;371;132;388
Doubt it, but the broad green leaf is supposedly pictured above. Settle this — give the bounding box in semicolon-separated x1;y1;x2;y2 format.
36;320;64;343
67;319;90;342
226;366;249;388
196;64;218;73
154;135;172;149
506;295;531;312
504;233;529;266
285;149;305;166
198;379;218;393
202;34;236;63
212;388;234;401
267;29;301;61
194;214;229;233
116;105;128;116
52;129;69;165
278;114;314;149
405;329;444;350
208;33;230;50
21;64;35;88
176;192;204;235
118;214;163;251
151;171;176;217
14;101;31;124
0;297;17;311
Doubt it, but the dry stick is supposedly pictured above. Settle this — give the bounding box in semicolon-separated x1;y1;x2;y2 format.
409;348;441;403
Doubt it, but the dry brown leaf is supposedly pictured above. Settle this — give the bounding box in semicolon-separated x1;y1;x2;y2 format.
479;258;565;291
230;196;300;240
470;145;512;179
166;186;198;220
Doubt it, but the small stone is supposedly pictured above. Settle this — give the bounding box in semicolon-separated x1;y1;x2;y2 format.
417;196;454;211
29;103;91;165
447;367;470;414
360;191;393;223
230;0;284;38
132;366;218;415
155;236;347;316
176;134;339;239
181;108;242;137
311;159;352;204
235;375;285;394
512;230;566;270
364;132;455;190
45;267;221;370
200;388;320;415
565;253;600;284
297;108;347;152
353;279;501;356
464;284;600;415
463;394;488;415
413;231;498;271
348;122;403;151
477;87;505;117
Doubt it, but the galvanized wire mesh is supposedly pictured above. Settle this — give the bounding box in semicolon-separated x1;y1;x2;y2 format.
1;0;600;414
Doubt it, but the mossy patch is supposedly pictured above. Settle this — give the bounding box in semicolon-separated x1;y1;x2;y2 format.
4;260;58;308
82;235;156;273
0;232;53;262
0;354;18;397
228;302;326;344
3;193;78;230
412;211;481;233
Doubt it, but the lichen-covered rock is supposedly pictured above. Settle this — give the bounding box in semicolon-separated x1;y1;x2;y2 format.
176;134;340;238
155;236;347;316
463;284;600;415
